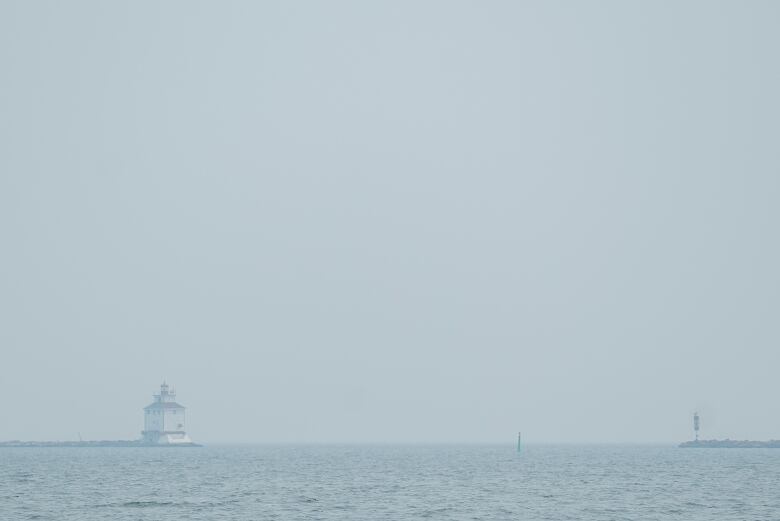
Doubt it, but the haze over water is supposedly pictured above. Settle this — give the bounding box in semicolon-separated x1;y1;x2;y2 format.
3;0;779;447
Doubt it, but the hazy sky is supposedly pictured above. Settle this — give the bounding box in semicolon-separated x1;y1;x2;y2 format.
1;1;779;443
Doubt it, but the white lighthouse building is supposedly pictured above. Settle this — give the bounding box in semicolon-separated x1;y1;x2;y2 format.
142;382;195;445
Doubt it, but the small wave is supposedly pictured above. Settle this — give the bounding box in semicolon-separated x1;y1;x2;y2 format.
420;506;455;518
96;499;241;510
120;500;177;508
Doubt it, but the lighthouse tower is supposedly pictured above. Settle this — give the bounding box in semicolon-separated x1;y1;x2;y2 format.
142;382;194;445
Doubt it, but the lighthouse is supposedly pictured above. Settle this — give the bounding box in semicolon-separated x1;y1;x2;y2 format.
142;382;195;445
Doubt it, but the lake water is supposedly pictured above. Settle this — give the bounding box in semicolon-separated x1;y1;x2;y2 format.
2;444;779;520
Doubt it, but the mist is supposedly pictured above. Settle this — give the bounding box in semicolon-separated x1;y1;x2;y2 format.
1;1;779;444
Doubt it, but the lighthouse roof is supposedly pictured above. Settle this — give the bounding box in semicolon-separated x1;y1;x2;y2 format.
144;401;185;410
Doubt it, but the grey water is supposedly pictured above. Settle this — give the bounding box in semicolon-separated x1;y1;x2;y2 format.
2;444;779;520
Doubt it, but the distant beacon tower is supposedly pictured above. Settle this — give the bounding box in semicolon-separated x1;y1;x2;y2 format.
693;412;700;441
142;382;194;445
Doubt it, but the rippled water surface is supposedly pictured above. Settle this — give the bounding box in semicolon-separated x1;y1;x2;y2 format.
2;444;779;520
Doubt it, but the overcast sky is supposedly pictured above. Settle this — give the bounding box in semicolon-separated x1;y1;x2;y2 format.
1;1;778;444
